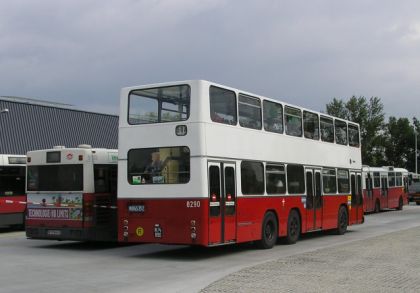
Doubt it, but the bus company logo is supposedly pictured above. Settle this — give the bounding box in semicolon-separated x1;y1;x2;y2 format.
66;153;73;160
136;226;144;237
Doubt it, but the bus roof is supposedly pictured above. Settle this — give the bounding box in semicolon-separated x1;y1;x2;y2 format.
0;154;26;166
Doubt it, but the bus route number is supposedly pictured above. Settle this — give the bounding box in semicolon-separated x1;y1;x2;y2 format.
186;200;200;208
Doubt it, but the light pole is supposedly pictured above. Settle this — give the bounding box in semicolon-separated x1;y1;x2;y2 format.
416;129;418;174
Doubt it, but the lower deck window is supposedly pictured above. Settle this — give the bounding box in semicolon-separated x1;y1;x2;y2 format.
127;147;190;184
322;169;337;194
241;161;264;195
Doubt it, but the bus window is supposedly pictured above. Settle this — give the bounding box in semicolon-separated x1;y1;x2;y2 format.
238;94;262;130
285;106;302;137
127;147;190;185
94;165;118;194
241;161;264;195
266;164;286;194
303;111;319;140
263;100;283;134
286;164;304;194
210;86;237;125
373;172;381;188
395;172;403;186
348;124;360;147
0;166;25;196
388;172;396;187
27;165;83;191
322;169;337;194
337;169;350;193
128;85;190;124
320;116;334;143
335;120;348;145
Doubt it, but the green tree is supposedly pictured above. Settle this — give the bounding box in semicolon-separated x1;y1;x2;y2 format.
326;96;386;166
384;117;415;170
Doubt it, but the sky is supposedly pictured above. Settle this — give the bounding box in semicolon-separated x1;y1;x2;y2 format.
1;0;419;120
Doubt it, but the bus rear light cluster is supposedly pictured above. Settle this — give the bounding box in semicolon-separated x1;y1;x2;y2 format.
78;155;83;161
27;157;31;163
190;219;197;240
123;219;129;238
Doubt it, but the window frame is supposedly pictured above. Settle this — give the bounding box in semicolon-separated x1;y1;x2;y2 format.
303;110;320;140
284;106;303;137
238;94;262;130
209;85;238;125
263;100;284;134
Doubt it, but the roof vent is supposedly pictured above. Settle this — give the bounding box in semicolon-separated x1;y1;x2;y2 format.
53;146;66;149
78;144;92;149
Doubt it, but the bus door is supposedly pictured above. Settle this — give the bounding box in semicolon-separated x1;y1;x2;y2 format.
381;175;388;208
350;172;363;223
208;162;236;245
365;173;373;212
305;168;322;230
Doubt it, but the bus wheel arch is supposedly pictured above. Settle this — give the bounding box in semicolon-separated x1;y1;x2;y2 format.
257;211;278;249
335;204;348;235
285;208;301;245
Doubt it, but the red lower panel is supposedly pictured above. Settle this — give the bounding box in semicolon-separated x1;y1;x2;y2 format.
119;195;362;246
0;195;26;214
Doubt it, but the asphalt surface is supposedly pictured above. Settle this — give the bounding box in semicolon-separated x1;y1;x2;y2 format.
1;205;420;293
202;224;420;292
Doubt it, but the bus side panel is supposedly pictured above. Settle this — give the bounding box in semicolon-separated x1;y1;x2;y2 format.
321;195;347;229
0;195;26;226
118;198;209;246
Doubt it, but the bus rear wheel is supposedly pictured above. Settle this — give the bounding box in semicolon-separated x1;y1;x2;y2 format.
257;212;278;249
285;210;300;244
335;206;348;235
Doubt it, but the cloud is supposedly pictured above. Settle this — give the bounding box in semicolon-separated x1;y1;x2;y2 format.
0;0;419;121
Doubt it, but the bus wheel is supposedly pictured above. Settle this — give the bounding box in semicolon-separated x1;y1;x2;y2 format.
335;206;348;235
285;210;300;245
257;212;278;249
374;200;380;213
397;197;403;210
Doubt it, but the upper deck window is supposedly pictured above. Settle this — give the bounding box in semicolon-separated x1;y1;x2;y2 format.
348;124;360;147
263;100;283;134
285;106;302;137
303;111;319;140
320;116;334;143
335;120;348;145
210;86;237;125
238;94;262;130
128;85;190;124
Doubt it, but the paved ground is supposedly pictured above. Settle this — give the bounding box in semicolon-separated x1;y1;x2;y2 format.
202;226;420;292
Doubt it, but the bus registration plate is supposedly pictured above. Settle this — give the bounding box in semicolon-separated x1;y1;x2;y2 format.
47;230;61;236
128;205;145;213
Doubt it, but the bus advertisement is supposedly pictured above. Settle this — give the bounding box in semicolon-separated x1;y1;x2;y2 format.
0;155;26;228
362;166;408;213
25;146;118;241
117;80;364;248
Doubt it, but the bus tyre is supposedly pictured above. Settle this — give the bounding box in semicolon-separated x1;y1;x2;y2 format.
336;206;348;235
285;210;300;245
257;212;278;249
397;197;403;210
374;200;380;213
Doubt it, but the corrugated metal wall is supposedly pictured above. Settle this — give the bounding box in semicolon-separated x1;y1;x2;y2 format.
0;99;118;154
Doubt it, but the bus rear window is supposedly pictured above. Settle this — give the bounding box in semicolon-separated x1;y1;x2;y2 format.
27;165;83;191
0;166;25;196
128;147;190;184
128;85;190;124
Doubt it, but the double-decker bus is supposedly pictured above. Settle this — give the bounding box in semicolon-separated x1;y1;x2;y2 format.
363;166;408;213
408;172;420;205
25;146;118;241
117;80;363;248
0;155;26;228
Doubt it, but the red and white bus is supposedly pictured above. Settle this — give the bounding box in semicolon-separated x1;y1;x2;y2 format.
117;80;363;248
363;166;408;213
25;146;118;241
0;155;26;228
408;172;420;205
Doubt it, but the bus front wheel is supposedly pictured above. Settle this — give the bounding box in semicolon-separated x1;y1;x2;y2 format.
336;206;348;235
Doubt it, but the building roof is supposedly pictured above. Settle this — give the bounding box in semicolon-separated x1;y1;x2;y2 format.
0;96;118;155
